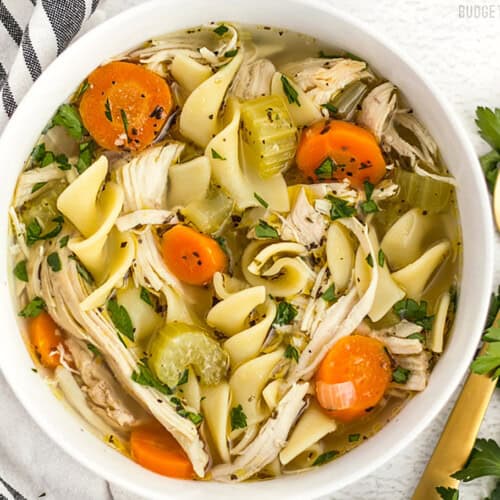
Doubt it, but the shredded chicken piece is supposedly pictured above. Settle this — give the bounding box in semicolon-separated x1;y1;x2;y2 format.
211;383;309;482
281;188;326;248
13;164;66;208
65;337;148;431
115;143;184;212
371;179;399;202
281;58;372;106
392;351;431;392
369;332;423;355
39;248;209;476
358;82;397;141
127;23;238;75
231;58;275;100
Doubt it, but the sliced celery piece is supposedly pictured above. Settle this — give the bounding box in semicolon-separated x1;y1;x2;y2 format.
396;168;453;214
149;322;228;387
240;94;298;178
21;180;66;232
181;186;234;234
330;81;368;120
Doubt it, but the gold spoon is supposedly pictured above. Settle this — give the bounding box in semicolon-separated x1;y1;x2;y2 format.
412;310;499;499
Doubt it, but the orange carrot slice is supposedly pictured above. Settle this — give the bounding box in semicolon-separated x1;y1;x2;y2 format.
315;335;392;422
296;120;386;189
79;61;173;152
29;312;61;369
130;422;194;479
161;225;227;286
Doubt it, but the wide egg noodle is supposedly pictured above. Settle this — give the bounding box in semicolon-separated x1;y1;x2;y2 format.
180;52;243;148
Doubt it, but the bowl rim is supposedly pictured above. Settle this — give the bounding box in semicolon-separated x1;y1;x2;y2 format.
0;0;494;498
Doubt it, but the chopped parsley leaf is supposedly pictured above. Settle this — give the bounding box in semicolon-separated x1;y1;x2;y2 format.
348;433;360;442
47;252;62;272
140;287;154;306
31;182;47;193
13;260;28;282
365;254;374;267
211;148;226;160
435;486;459;500
392;366;411;384
254;192;269;208
87;343;101;357
407;332;425;342
19;297;46;318
378;249;385;267
321;283;337;303
59;235;70;248
120;109;130;141
131;360;172;395
274;301;298;326
52;104;84;140
321;102;338;115
315;157;335;179
285;344;299;363
177;369;189;386
393;299;434;330
255;220;279;239
224;49;238;57
281;75;300;106
104;98;113;122
313;450;338;466
230;404;247;430
213;24;229;36
326;195;355;220
107;299;134;341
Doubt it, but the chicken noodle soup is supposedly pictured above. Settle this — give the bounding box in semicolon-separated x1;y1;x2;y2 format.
9;22;460;481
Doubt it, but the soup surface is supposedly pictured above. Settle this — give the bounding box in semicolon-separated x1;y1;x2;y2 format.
9;22;460;482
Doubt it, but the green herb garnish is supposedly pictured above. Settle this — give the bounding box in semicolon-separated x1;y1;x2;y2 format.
392;366;411;384
52;104;84;140
285;344;299;363
254;192;269;208
315;157;335;179
214;24;229;36
107;299;134;341
321;103;338;115
348;433;361;442
321;283;337;303
131;360;172;395
87;343;101;357
224;49;238;57
177;368;189;386
407;332;425;342
120;109;129;141
326;195;356;220
31;182;47;193
47;252;62;272
19;297;46;318
211;148;226;160
451;438;500;482
255;220;279;239
140;286;153;306
104;98;113;122
274;301;298;326
281;75;300;106
26;216;64;246
365;254;374;267
230;404;247;430
59;235;70;248
14;260;28;282
393;299;434;330
76;141;95;174
313;450;338;466
435;486;459;500
378;249;385;267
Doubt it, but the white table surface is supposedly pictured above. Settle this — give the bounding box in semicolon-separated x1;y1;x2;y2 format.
3;0;500;498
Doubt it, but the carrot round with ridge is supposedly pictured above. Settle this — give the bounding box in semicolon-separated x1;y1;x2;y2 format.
161;225;227;286
130;422;194;479
79;61;173;152
315;334;392;422
29;312;61;369
296;120;387;189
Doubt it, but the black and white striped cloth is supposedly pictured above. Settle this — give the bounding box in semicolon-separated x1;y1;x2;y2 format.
0;0;100;131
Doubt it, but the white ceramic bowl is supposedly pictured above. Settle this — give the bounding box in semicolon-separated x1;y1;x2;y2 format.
0;1;494;498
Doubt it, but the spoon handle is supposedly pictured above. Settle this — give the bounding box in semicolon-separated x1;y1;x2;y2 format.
412;343;497;499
